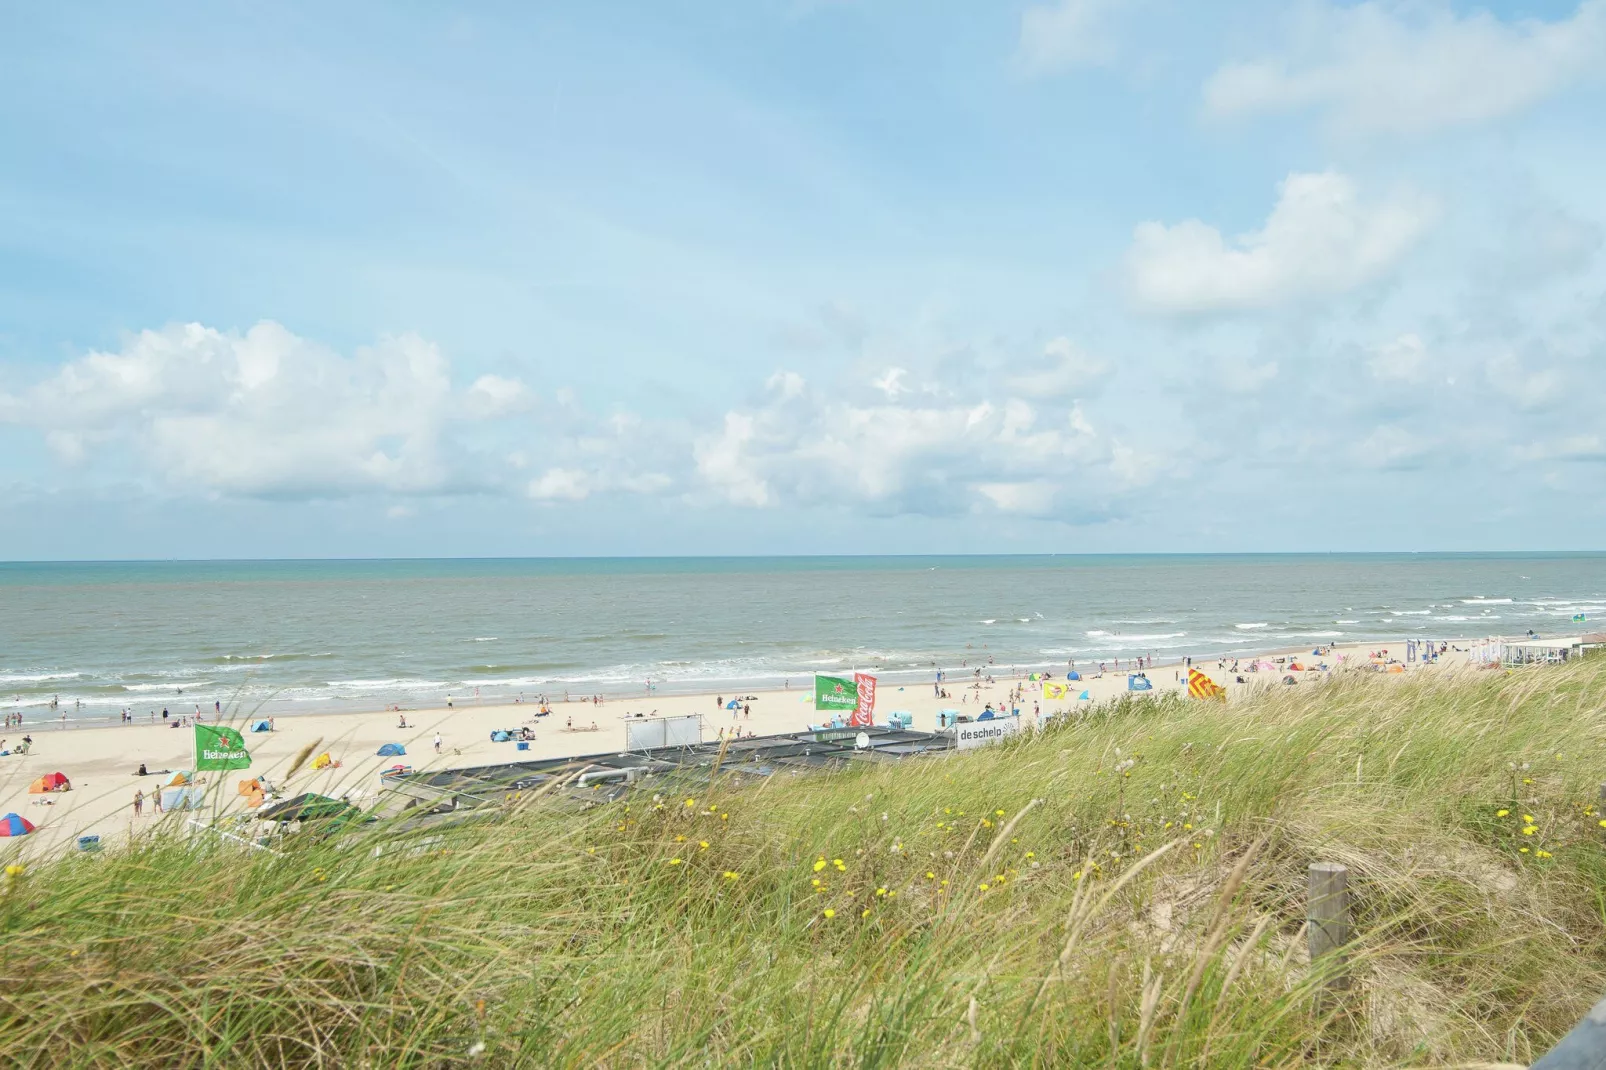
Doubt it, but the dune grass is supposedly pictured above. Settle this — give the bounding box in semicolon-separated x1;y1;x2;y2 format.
4;658;1606;1067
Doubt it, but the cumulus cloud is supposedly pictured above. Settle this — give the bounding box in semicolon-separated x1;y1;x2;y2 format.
692;354;1160;520
1016;0;1125;74
1006;337;1111;397
1367;333;1430;383
1203;0;1606;136
1125;172;1436;314
0;321;531;498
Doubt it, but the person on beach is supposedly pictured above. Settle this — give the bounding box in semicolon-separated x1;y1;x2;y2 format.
152;789;163;814
133;790;143;816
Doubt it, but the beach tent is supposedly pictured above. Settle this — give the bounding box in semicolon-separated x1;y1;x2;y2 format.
1387;664;1405;674
1289;663;1305;671
1028;673;1042;681
489;731;512;742
1078;690;1090;700
29;772;71;793
377;743;406;756
161;786;205;811
1067;671;1081;681
257;793;355;823
236;778;261;796
0;813;35;837
251;720;271;733
725;700;741;709
168;772;189;787
1127;675;1153;692
311;752;333;770
1282;675;1298;685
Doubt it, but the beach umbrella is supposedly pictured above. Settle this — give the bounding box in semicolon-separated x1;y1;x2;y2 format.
0;813;35;837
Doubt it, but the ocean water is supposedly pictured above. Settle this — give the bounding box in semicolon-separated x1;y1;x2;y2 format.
2;554;1603;722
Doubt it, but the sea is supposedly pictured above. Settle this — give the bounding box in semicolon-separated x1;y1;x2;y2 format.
2;554;1603;723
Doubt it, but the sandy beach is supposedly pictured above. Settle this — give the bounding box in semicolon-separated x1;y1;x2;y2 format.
0;639;1472;856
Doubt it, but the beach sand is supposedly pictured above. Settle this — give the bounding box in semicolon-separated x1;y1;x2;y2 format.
0;639;1471;857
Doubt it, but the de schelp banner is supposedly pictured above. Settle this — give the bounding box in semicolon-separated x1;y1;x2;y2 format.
851;672;876;727
195;724;252;771
815;675;858;712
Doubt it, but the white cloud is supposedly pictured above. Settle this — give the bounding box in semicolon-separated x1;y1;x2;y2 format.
1485;351;1564;410
527;467;591;501
465;374;533;417
692;355;1161;519
1017;0;1125;74
1006;337;1111;396
1203;0;1606;136
1367;333;1430;383
0;321;532;497
1354;424;1432;470
1125;172;1436;314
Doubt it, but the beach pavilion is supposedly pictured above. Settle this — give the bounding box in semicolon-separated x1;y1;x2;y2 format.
1501;637;1584;666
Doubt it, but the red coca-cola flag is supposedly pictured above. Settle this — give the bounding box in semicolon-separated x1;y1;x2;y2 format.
851;672;876;727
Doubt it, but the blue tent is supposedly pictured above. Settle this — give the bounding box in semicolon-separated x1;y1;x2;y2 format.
1127;674;1153;692
251;720;271;733
376;743;406;757
1067;671;1081;681
490;730;512;742
1078;690;1090;700
725;699;741;709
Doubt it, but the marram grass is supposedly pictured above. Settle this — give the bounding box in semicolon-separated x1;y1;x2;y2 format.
5;658;1606;1067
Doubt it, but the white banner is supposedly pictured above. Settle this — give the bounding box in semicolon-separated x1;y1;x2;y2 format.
955;717;1021;750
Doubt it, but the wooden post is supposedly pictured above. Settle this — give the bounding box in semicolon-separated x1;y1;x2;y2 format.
1307;862;1350;989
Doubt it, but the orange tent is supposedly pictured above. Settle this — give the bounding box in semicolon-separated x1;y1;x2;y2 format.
28;772;70;794
236;778;261;796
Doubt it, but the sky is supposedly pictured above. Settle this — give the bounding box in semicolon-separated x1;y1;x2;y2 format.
1;0;1604;559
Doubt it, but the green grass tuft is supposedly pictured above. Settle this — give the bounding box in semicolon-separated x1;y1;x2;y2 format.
4;658;1605;1067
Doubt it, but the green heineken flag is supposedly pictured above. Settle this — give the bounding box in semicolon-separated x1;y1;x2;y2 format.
814;675;857;712
195;724;252;771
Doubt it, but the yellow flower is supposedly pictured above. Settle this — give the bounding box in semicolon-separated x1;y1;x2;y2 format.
995;809;1005;817
862;908;871;918
4;864;24;878
925;871;936;880
833;858;846;871
1522;826;1537;836
698;841;709;850
1522;814;1533;823
1520;847;1530;854
1523;778;1534;785
1073;870;1084;880
674;834;686;842
1496;810;1509;817
876;886;888;896
823;908;836;919
669;858;683;865
1536;850;1553;859
722;871;740;880
979;883;990;891
813;858;827;872
1183;823;1193;830
811;878;822;887
1024;851;1035;859
684;798;696;807
720;814;729;821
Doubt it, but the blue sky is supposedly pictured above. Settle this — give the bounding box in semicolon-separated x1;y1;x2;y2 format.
2;0;1604;558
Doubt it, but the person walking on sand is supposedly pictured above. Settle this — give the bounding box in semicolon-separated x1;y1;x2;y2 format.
434;732;443;754
133;790;144;816
152;788;163;815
